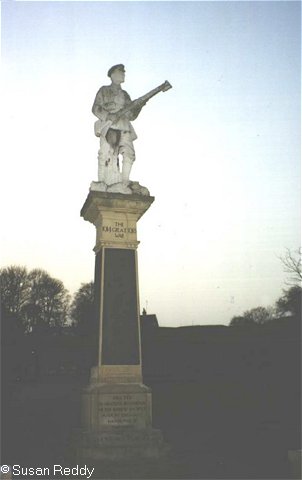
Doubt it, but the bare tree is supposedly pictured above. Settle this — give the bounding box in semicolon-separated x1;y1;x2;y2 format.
279;248;302;286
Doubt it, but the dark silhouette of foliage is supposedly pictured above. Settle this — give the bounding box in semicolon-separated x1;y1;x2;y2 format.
25;269;70;331
70;281;95;336
275;285;302;318
230;306;273;326
230;286;302;327
0;265;70;335
0;265;29;317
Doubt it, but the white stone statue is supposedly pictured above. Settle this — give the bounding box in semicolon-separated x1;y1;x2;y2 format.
91;64;172;195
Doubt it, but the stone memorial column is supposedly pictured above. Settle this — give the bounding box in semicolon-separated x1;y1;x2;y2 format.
76;190;165;460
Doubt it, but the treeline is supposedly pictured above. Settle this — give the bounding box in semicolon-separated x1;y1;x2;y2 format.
1;247;301;339
229;248;301;326
0;265;94;337
229;285;301;326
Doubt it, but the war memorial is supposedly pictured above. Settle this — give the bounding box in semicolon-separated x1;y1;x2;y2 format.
76;64;171;463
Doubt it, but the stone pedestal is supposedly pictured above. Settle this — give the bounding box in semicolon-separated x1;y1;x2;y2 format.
75;190;166;460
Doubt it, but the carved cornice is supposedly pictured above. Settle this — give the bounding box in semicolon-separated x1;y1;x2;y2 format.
81;191;155;225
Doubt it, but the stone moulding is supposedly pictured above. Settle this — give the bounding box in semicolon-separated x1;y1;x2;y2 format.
81;190;155;226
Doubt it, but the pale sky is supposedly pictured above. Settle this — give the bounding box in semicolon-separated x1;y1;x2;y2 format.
1;1;300;326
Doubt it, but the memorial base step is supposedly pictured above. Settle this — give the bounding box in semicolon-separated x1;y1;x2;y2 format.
72;426;169;461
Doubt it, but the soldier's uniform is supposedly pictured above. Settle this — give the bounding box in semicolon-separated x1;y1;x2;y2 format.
92;65;140;183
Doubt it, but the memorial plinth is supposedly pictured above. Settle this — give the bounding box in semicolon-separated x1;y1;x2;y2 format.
75;190;166;461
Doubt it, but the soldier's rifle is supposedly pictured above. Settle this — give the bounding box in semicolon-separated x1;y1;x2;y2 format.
95;80;172;137
114;80;172;122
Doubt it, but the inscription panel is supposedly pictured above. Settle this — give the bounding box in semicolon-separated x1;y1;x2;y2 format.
100;217;137;244
101;248;140;365
102;221;136;239
98;393;148;427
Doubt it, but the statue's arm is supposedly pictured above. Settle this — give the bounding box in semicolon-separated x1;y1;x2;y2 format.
92;88;108;121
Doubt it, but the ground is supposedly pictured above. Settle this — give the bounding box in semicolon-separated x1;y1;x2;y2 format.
2;376;297;479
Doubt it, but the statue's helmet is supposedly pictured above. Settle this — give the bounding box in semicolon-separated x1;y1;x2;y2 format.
107;64;125;77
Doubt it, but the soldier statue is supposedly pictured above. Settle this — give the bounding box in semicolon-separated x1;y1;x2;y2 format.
92;64;171;193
